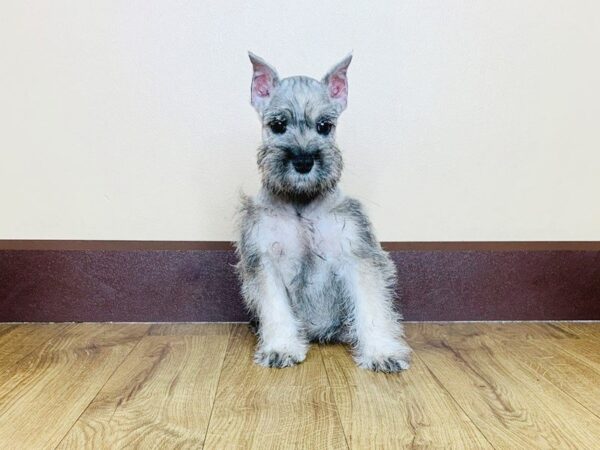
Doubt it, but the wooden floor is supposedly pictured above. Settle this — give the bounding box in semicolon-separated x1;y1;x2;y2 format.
0;323;599;448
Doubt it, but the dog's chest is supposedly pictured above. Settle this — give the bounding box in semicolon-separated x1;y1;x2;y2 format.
258;207;352;272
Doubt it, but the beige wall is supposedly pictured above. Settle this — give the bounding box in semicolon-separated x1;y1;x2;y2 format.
1;1;599;241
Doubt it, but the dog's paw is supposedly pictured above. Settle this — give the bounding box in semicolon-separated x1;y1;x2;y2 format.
355;349;411;373
359;355;411;372
254;349;306;368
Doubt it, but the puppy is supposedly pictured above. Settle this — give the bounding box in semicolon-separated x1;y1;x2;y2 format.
236;53;410;372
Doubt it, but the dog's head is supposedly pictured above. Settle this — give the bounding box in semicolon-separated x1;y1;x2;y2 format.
249;53;351;204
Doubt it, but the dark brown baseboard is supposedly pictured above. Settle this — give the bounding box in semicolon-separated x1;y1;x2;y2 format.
1;240;599;322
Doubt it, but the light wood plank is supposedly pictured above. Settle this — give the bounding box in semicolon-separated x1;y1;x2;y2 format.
554;322;600;340
406;322;580;343
410;323;600;448
58;325;231;449
0;323;148;449
468;324;600;416
0;323;71;369
0;324;18;335
204;325;347;449
320;342;492;449
1;322;599;449
148;322;231;336
543;334;600;373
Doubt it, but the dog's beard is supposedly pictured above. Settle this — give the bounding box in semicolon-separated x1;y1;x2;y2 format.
257;144;343;205
261;166;334;205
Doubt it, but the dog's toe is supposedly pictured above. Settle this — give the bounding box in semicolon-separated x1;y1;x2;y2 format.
356;353;411;373
254;350;303;368
376;356;410;372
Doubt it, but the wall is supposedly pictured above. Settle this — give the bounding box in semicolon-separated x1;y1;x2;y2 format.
1;0;599;241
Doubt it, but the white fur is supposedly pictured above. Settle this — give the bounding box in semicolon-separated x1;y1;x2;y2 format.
345;263;411;370
243;187;410;370
251;257;308;367
239;53;410;372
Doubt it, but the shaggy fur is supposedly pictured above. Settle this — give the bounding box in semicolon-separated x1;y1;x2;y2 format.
235;53;411;372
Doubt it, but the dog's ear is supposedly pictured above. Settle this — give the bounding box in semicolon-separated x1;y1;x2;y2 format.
249;52;279;114
322;54;352;111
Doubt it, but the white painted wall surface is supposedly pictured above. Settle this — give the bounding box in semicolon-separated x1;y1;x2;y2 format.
1;1;599;240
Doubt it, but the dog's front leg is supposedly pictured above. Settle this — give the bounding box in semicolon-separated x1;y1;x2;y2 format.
246;258;308;368
344;261;411;372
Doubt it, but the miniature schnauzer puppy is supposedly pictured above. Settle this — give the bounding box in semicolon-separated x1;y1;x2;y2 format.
235;53;411;372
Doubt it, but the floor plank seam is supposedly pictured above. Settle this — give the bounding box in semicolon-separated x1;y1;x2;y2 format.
500;342;600;425
52;331;147;449
520;337;600;422
414;351;499;449
201;324;234;448
318;344;351;450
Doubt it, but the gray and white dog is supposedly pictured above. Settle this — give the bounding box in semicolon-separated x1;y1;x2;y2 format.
235;53;411;372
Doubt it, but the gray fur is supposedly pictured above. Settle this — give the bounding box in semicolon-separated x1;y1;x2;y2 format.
235;53;411;372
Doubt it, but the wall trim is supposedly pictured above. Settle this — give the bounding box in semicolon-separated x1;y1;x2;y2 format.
1;240;599;322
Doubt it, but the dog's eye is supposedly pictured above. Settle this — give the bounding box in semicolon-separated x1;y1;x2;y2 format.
316;121;333;136
269;120;287;134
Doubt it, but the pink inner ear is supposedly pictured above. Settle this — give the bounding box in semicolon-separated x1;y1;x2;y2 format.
253;73;272;97
329;75;347;98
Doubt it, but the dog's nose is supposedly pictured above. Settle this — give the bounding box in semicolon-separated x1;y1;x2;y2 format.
291;154;314;174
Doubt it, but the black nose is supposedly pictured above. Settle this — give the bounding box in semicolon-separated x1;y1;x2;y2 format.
291;154;314;174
